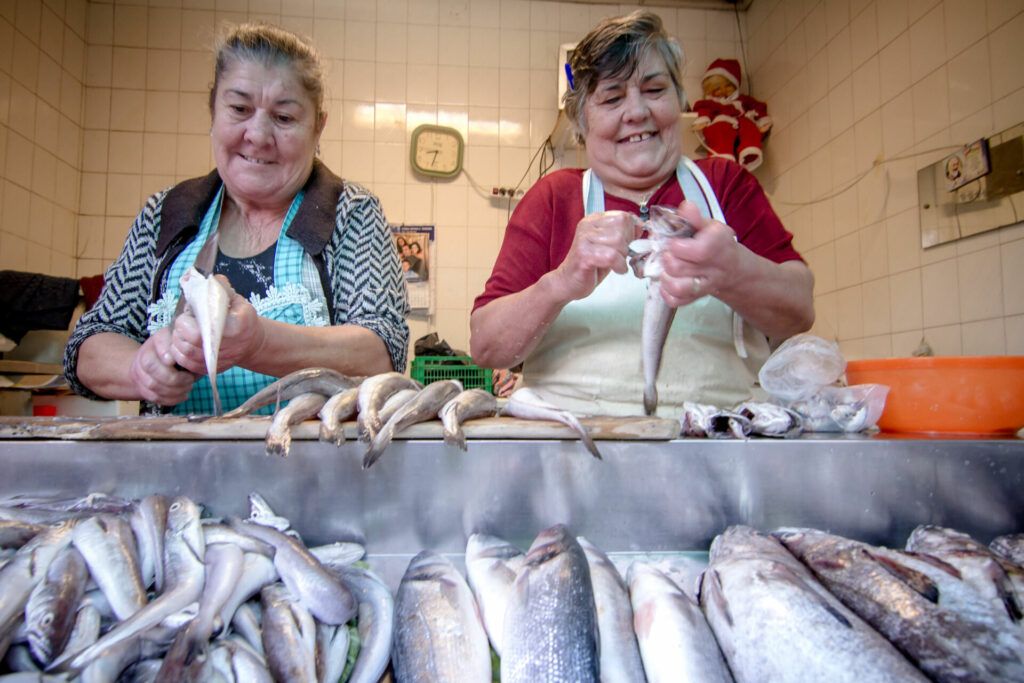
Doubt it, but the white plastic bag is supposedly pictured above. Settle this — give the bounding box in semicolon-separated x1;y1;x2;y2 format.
758;334;846;402
786;384;890;433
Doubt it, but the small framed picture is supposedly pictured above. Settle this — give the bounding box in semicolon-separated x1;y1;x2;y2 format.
943;138;990;192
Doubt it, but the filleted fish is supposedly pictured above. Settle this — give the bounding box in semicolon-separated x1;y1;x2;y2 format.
179;266;230;416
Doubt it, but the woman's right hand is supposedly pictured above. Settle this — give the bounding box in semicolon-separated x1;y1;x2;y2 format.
551;210;641;301
128;327;197;406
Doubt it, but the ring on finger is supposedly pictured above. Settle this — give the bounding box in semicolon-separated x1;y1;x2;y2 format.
691;275;705;297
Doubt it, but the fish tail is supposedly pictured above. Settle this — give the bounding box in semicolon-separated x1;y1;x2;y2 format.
443;427;467;451
265;429;291;458
563;414;602;459
643;385;658;416
362;424;394;469
319;423;346;446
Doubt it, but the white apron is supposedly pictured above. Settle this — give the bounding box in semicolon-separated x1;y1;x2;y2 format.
521;158;770;417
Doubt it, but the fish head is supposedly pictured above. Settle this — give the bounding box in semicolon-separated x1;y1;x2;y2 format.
647;205;695;238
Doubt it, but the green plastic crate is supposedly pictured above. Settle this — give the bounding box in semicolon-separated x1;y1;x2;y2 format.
411;355;493;393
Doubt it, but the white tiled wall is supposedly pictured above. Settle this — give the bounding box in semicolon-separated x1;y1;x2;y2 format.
0;0;739;364
747;0;1024;357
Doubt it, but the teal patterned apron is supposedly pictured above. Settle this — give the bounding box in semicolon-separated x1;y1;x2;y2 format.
147;184;328;415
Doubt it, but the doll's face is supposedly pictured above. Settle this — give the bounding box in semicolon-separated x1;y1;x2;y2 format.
702;74;735;99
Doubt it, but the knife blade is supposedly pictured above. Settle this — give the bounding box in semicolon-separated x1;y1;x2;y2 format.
171;229;220;320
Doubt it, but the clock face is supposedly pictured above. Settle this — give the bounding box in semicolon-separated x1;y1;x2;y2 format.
411;125;464;178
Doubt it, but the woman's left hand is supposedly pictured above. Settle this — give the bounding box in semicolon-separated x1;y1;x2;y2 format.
169;276;267;374
656;199;743;308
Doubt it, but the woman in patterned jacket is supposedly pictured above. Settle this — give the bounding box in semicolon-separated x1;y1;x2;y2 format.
64;24;409;414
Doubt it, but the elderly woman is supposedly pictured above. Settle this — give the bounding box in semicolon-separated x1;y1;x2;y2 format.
470;11;813;417
64;24;408;414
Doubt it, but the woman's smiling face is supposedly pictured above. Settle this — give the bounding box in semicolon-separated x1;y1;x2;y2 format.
211;59;324;209
582;50;682;198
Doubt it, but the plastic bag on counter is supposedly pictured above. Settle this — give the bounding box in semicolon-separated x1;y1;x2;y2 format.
785;384;890;433
758;333;846;402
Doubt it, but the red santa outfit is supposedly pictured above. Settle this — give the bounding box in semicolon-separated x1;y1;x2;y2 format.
692;59;772;171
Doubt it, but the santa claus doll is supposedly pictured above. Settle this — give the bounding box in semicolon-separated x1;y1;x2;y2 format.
692;58;772;171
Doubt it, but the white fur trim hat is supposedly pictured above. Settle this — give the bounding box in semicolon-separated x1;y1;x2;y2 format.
703;58;742;89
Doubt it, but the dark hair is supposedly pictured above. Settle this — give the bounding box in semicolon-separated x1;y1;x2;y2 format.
411;242;423;254
563;10;684;141
210;23;326;123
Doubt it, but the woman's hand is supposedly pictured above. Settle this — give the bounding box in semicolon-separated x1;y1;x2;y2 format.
169;276;267;374
128;327;196;406
656;200;743;308
551;210;643;302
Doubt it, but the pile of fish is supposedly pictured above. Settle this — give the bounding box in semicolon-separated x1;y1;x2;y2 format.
217;368;603;463
0;492;390;683
2;490;1023;682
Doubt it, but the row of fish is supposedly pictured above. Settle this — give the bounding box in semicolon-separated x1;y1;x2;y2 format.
0;492;391;683
211;367;602;462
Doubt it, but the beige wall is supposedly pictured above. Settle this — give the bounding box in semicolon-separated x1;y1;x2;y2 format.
746;0;1024;358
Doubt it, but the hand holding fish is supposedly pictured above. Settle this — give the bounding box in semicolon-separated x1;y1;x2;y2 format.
127;327;197;406
655;200;741;308
552;210;643;301
170;275;263;375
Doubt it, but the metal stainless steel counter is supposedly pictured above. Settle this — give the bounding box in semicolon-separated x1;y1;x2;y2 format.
1;435;1021;586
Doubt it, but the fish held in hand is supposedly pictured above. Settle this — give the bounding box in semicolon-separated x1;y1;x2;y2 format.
502;387;602;459
439;389;498;451
179;266;230;416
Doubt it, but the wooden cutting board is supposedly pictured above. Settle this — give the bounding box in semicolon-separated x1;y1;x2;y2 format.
0;415;681;441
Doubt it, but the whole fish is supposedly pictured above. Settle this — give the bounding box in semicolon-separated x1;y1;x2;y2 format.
25;546;88;666
128;495;168;592
579;537;647;683
206;636;273;683
317;622;350;683
906;524;1023;624
502;387;601;459
70;514;146;621
215;551;277;636
57;497;206;673
202;524;274;556
179;266;230;415
992;534;1024;565
777;527;1024;682
628;561;731;683
439;389;498;451
465;533;525;656
355;372;421;442
701;526;927;683
222;367;360;419
318;387;359;445
363;380;463;468
393;551;491;683
265;392;328;457
53;603;100;667
502;525;599;683
376;387;420;427
231;602;265;656
329;565;394;683
228;520;356;625
645;555;708;602
628;205;693;416
261;583;318;683
0;520;77;646
0;520;45;549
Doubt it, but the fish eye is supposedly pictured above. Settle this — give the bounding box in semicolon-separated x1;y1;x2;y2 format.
170;502;181;511
41;614;53;626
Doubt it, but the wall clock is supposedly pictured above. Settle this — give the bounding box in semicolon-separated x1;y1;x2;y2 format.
410;124;464;179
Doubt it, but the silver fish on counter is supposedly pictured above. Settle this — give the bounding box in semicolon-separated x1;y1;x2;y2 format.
376;388;420;428
265;392;328;458
329;565;394;683
777;527;1024;683
439;389;498;451
992;533;1024;566
579;537;647;683
317;387;359;445
906;524;1024;624
628;561;732;683
465;533;525;656
502;525;600;683
260;582;317;683
701;526;927;683
356;372;421;442
71;514;146;621
179;266;230;416
502;387;602;459
363;380;463;469
628;205;694;416
680;402;751;439
228;520;356;626
393;551;491;683
25;546;88;666
222;367;360;419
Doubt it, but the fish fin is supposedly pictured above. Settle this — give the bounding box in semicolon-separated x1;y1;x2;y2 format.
443;428;467;451
703;569;732;627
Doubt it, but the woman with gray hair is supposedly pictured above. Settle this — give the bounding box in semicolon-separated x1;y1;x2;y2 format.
471;11;813;416
65;23;409;414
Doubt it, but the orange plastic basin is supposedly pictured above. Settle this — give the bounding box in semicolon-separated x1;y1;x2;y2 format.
845;356;1024;435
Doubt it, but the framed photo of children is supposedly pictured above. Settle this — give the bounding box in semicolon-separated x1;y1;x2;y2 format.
391;225;434;311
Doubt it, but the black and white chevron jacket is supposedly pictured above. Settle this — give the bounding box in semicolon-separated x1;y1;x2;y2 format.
64;161;410;400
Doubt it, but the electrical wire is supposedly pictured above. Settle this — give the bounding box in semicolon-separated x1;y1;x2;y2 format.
733;3;751;94
507;135;555;223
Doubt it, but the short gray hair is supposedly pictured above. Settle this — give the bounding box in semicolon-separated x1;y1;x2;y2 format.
210;23;326;123
562;11;685;142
